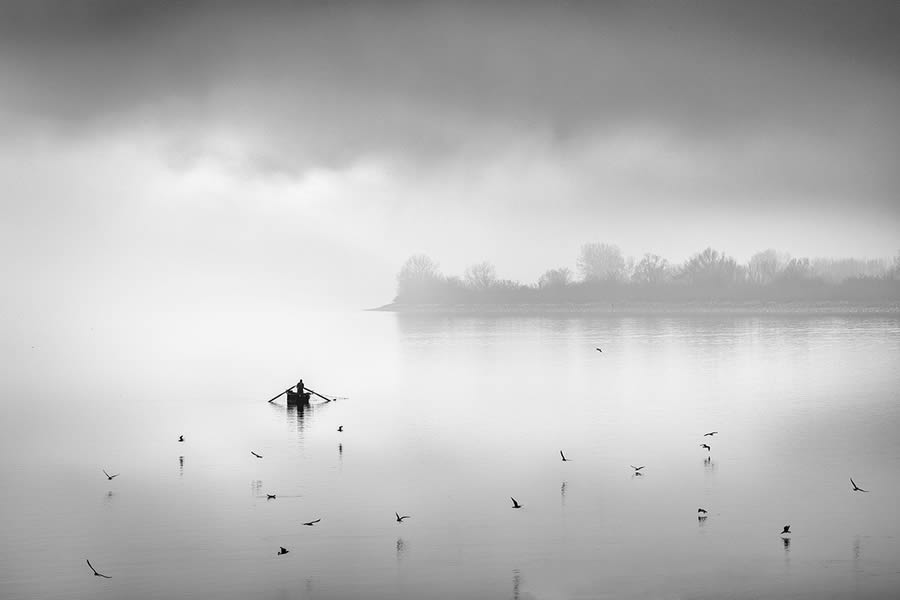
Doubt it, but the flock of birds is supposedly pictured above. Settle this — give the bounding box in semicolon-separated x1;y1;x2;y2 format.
88;430;874;578
86;349;875;580
88;422;362;576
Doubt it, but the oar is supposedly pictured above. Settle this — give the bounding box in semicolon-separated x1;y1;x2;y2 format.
305;387;336;402
267;383;341;404
267;388;292;403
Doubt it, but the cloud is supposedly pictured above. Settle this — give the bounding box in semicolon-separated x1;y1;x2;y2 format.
0;0;898;274
1;1;898;181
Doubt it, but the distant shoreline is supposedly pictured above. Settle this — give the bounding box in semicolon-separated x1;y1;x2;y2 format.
369;301;900;316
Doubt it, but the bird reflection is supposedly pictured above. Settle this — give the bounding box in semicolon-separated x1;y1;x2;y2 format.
396;537;407;561
178;455;184;476
783;536;791;552
703;456;716;472
698;515;707;527
512;569;521;600
561;481;567;504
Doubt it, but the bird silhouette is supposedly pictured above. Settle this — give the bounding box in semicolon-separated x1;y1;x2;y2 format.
251;451;263;459
337;426;343;432
277;547;289;556
511;497;522;509
396;512;411;523
86;559;111;579
703;431;718;437
700;444;711;451
266;494;276;500
850;477;869;492
102;470;119;480
595;347;602;352
178;435;184;442
698;508;708;514
630;465;645;472
302;519;321;526
560;451;571;462
780;525;791;535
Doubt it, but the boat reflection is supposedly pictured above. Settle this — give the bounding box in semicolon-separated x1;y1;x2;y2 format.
274;398;332;440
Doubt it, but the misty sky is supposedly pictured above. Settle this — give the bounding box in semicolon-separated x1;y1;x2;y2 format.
2;0;899;316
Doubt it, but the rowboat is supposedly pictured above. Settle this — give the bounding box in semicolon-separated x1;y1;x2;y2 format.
286;390;311;405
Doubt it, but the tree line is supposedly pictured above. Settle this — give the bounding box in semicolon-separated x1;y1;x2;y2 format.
394;244;900;304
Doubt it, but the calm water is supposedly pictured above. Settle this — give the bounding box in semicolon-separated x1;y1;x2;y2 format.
2;310;899;599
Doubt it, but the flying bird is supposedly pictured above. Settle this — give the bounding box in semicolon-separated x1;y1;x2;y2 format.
396;512;411;523
697;508;708;514
630;465;645;471
178;435;184;442
703;431;718;437
266;494;276;500
251;451;263;459
511;497;522;509
277;547;289;556
337;426;343;432
102;470;119;480
780;525;791;535
595;347;602;352
850;478;869;492
302;519;321;526
560;451;571;462
700;444;711;451
86;559;111;579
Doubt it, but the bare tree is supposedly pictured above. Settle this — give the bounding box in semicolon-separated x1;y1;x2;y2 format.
777;257;812;281
748;249;787;285
538;267;573;288
464;261;497;291
679;248;744;286
576;242;626;282
632;253;671;285
396;254;442;300
398;254;440;282
811;257;889;283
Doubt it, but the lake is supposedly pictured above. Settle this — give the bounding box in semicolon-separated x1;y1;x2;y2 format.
2;309;899;599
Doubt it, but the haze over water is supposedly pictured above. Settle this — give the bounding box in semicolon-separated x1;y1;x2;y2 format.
2;309;899;599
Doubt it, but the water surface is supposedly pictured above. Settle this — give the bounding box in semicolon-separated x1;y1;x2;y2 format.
2;310;899;599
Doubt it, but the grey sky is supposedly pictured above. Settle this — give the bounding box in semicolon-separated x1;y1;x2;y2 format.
1;1;898;313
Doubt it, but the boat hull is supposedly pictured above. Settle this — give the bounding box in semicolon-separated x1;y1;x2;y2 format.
286;390;311;405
